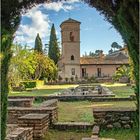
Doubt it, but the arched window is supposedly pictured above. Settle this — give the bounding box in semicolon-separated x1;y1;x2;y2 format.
71;55;74;60
70;32;74;41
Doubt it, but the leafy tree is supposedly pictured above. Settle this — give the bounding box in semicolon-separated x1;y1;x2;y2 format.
86;50;103;57
48;24;60;64
9;44;57;86
108;48;113;54
34;33;43;53
95;50;103;56
34;53;58;81
1;1;139;139
89;51;96;57
113;65;130;81
9;44;37;84
111;42;122;51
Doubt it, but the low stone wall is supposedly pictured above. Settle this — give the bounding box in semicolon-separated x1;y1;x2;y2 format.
8;96;135;102
46;95;115;101
8;96;34;100
18;114;49;140
6;127;33;140
53;122;93;130
40;99;58;107
91;97;134;102
8;107;58;125
93;108;135;129
8;98;34;107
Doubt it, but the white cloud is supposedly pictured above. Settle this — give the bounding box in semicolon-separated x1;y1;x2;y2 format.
63;0;80;4
14;6;51;46
43;0;80;12
43;1;73;12
14;0;81;46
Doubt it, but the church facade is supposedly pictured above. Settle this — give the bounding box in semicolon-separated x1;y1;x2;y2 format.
58;18;129;80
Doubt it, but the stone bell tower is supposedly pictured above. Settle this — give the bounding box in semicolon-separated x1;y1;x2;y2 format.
60;18;81;79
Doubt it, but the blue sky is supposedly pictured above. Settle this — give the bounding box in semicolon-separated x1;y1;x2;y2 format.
14;0;124;55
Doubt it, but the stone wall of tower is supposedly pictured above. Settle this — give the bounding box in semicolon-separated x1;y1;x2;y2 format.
60;20;81;79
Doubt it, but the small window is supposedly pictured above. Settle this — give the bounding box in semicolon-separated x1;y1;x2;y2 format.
82;68;86;77
97;68;101;77
71;68;75;75
70;32;74;41
71;55;74;60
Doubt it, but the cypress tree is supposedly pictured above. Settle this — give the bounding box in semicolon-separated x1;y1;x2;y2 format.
34;33;43;53
48;24;60;64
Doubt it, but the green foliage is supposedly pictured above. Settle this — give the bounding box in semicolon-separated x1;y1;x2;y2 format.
8;44;58;83
48;24;60;64
20;81;36;88
111;42;122;51
100;128;135;140
95;49;103;55
36;80;44;87
113;65;130;81
34;33;43;53
1;28;13;140
70;76;74;82
88;75;96;83
85;50;104;57
108;48;113;54
8;44;37;85
129;57;135;81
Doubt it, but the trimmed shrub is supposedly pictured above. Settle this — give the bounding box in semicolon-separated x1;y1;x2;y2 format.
36;80;44;87
20;81;36;88
20;80;44;89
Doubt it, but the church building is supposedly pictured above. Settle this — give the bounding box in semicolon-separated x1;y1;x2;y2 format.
58;18;129;80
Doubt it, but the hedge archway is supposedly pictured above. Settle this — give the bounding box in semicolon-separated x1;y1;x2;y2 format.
1;0;139;140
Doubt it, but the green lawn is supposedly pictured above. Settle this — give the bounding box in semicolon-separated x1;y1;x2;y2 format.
108;86;134;98
100;129;135;140
43;129;135;140
101;83;135;98
9;84;78;96
9;83;135;98
58;101;136;123
58;101;94;123
43;130;91;140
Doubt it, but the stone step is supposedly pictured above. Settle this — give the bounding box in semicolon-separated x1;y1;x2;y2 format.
53;122;94;130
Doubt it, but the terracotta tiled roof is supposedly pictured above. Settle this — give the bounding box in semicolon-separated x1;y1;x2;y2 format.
80;53;129;65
